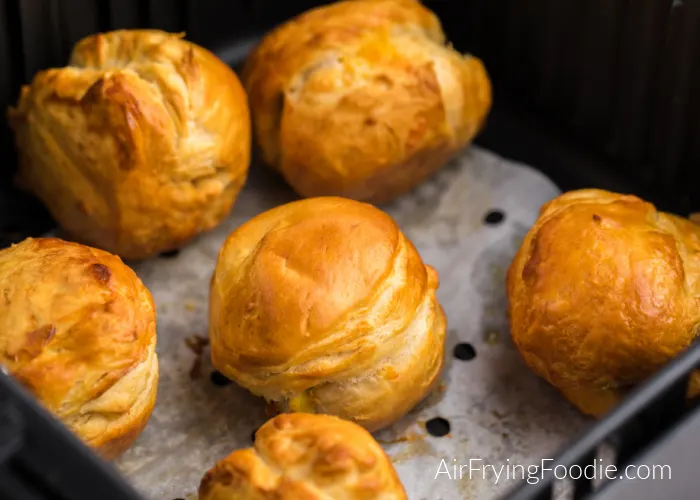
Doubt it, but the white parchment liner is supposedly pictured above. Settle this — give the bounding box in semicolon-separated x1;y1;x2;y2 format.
115;146;591;500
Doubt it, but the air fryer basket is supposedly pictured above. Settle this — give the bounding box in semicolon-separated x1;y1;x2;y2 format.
1;1;699;500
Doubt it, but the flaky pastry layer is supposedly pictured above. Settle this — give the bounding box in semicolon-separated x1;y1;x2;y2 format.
0;237;158;459
209;197;446;431
8;30;251;259
242;0;491;203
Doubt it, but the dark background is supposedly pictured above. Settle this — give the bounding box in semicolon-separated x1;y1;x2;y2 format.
1;0;698;247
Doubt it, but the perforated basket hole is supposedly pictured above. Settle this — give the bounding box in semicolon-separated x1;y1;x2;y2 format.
425;417;451;437
483;209;506;225
453;342;476;361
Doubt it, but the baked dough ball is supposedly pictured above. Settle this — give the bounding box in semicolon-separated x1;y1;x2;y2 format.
198;413;407;500
0;237;158;459
242;0;491;204
209;197;446;431
8;30;251;260
507;189;700;417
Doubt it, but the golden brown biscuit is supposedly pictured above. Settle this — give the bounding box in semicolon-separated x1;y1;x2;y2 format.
209;197;446;431
507;189;700;417
0;237;158;459
198;413;407;500
8;30;251;260
242;0;491;204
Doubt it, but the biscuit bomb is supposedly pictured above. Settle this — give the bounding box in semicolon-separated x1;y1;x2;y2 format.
0;237;158;459
9;30;251;259
209;197;446;431
198;413;407;500
507;189;700;417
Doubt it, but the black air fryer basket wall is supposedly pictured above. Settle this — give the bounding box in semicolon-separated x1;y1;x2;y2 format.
1;1;700;500
455;0;700;212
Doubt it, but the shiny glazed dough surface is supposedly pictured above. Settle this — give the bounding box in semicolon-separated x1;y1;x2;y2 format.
242;0;491;203
507;189;700;417
198;413;407;500
209;197;446;431
0;237;158;459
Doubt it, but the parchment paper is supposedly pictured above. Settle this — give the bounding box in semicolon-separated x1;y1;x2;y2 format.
115;146;591;500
